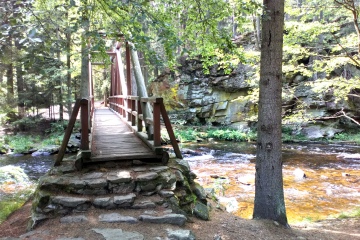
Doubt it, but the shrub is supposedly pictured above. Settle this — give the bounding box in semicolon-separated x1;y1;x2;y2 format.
175;129;200;142
207;129;256;142
11;116;42;131
4;135;37;153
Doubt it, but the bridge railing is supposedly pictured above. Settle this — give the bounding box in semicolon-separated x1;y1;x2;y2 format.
54;97;94;166
109;95;182;159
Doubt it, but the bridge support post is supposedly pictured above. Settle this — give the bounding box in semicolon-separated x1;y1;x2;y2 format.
153;99;162;147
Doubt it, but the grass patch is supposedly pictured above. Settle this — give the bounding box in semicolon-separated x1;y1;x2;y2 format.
2;118;81;154
337;208;360;219
332;132;360;144
0;189;34;224
4;135;39;153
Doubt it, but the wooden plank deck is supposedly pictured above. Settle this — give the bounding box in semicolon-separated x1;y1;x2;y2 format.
90;108;158;162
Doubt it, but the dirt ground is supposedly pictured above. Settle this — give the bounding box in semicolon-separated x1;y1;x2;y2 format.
0;199;359;240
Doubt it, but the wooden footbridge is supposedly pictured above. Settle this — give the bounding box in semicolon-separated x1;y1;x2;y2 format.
54;41;182;169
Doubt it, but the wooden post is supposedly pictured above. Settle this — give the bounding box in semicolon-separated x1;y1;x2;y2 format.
137;99;143;132
160;102;183;159
131;99;136;126
126;42;132;122
54;99;81;166
87;62;93;129
80;99;89;151
142;101;152;139
153;98;161;147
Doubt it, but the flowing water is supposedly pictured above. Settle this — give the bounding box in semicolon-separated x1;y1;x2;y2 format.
0;155;55;180
1;142;359;223
0;155;55;203
182;141;360;223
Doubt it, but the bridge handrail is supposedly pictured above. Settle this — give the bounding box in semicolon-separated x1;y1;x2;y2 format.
54;97;93;166
108;95;182;159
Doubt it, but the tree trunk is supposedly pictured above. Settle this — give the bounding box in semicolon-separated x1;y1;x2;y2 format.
66;31;72;116
253;0;288;227
15;62;25;117
6;63;14;104
130;44;152;118
80;0;90;99
253;14;261;50
57;28;64;120
0;64;4;83
66;0;73;116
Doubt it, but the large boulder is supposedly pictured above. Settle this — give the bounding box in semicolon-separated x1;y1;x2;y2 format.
301;125;343;139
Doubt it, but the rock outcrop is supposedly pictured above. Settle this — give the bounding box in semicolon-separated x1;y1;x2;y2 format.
150;58;360;137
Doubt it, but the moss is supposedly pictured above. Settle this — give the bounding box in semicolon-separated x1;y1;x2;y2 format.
32;189;51;209
0;190;33;224
0;199;24;223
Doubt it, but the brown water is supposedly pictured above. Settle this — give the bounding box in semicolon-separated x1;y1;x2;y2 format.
182;142;360;223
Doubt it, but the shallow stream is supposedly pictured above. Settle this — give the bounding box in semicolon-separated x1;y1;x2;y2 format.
182;142;360;223
1;142;359;223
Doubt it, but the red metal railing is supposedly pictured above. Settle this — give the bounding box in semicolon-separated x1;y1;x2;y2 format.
54;97;94;166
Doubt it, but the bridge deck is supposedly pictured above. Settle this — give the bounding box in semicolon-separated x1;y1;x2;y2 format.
90;108;158;162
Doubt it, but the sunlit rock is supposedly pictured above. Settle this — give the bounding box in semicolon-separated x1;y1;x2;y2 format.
218;196;239;213
293;168;307;181
0;165;30;185
301;125;342;139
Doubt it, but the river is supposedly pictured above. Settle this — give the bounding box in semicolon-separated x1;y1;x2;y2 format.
1;142;359;224
182;141;360;223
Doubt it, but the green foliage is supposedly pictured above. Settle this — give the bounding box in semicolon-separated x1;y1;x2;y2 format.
207;129;256;142
11;116;42;132
0;199;23;224
175;129;200;142
213;178;230;196
281;126;308;142
41;135;63;146
4;135;38;154
337;207;360;219
45;121;68;134
173;127;256;143
0;189;34;224
332;132;360;144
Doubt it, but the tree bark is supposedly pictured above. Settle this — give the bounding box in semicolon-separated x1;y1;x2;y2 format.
0;64;4;83
79;0;90;100
15;41;25;117
253;14;261;50
66;30;73;116
65;0;73;117
130;44;152;118
6;62;14;106
57;28;64;120
253;0;288;227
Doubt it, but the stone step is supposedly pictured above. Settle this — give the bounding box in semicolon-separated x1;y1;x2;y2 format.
59;211;187;227
30;159;210;232
25;207;196;240
34;192;169;216
39;165;178;196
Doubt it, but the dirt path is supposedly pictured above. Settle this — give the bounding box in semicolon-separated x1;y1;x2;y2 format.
0;199;359;240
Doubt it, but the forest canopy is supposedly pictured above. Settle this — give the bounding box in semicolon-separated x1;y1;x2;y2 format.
0;0;359;126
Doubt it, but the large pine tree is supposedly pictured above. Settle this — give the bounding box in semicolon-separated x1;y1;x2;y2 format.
253;0;288;227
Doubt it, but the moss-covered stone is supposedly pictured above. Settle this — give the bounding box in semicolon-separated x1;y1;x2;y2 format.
193;201;209;220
